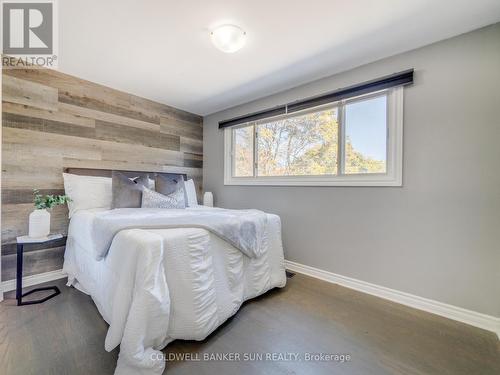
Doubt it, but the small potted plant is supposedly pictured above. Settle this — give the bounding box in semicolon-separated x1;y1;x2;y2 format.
29;189;71;238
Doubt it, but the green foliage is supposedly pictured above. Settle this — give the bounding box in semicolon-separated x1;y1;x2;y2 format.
33;189;71;210
344;136;385;174
234;108;385;177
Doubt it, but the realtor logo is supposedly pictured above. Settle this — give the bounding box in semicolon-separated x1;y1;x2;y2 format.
2;0;58;68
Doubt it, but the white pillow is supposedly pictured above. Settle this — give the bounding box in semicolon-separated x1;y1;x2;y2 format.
185;179;198;206
63;173;112;217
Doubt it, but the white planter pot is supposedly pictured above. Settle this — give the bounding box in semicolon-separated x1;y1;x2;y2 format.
29;209;51;238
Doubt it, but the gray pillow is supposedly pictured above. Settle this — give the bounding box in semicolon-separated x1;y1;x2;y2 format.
141;187;186;209
111;171;149;208
155;174;186;200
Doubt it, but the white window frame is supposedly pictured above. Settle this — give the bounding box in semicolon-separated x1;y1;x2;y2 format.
224;86;404;187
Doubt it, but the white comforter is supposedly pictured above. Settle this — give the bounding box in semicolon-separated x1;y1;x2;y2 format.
63;207;286;375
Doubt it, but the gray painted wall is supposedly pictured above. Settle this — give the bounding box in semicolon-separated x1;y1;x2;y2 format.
203;24;500;317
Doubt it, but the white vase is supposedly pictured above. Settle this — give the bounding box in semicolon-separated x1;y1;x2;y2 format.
29;209;51;238
203;192;214;207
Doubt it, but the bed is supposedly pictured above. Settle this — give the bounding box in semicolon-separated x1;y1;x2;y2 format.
61;169;287;375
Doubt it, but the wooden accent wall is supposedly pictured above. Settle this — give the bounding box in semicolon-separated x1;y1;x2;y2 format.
1;68;203;281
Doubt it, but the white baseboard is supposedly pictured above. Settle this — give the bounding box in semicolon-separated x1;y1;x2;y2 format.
1;269;67;293
285;260;500;340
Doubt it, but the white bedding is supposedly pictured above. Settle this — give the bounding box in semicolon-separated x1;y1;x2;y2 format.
91;207;269;260
63;207;286;375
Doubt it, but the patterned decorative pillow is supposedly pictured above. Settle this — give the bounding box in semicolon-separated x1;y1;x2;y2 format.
141;187;186;209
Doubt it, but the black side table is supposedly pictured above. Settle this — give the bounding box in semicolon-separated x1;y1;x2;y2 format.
16;234;63;306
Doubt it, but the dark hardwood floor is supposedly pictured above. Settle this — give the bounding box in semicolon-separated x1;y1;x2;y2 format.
1;273;498;375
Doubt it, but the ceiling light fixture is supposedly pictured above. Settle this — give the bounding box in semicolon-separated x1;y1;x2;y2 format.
210;24;246;53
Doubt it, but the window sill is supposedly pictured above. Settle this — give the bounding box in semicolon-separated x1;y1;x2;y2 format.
224;175;402;187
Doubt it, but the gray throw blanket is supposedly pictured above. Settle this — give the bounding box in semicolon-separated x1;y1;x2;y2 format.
91;207;268;260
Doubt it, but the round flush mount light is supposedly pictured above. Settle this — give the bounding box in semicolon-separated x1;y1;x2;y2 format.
210;24;246;53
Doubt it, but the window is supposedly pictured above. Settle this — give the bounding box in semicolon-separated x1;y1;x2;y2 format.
224;87;403;186
344;94;387;174
233;125;254;177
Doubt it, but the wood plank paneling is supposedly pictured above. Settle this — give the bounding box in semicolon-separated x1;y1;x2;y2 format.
183;152;203;168
3;112;96;138
1;68;203;281
2;189;66;205
2;130;102;161
3;102;96;128
160;116;203;139
59;91;161;125
101;143;184;167
59;102;159;131
3;75;58;111
1;246;65;281
95;120;179;150
180;137;203;154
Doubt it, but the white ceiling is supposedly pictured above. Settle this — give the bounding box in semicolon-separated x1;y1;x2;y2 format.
59;0;500;115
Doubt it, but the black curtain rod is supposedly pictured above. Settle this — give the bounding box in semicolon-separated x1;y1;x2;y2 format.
218;69;414;129
218;106;287;129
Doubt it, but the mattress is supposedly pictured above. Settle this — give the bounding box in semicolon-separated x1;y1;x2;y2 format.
63;207;286;375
